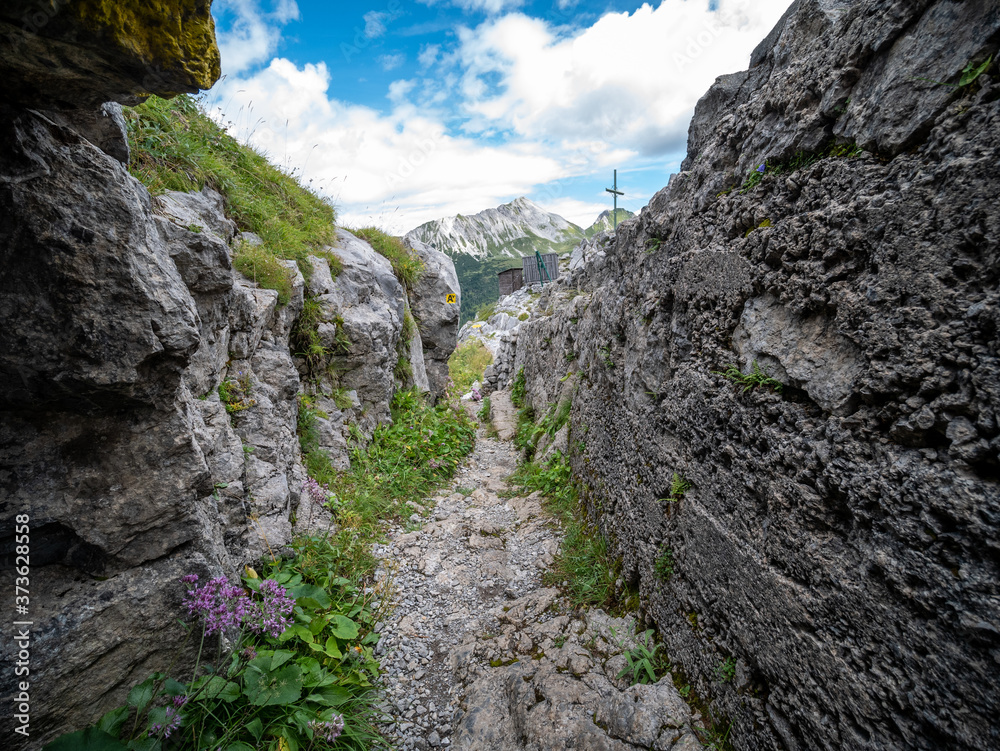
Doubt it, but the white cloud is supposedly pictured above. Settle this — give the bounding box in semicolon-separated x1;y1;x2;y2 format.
420;0;525;14
418;43;441;69
452;0;791;155
380;53;406;71
215;0;299;75
208;0;791;232
207;59;567;232
363;10;388;38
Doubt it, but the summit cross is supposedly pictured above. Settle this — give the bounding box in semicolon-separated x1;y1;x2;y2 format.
605;169;624;230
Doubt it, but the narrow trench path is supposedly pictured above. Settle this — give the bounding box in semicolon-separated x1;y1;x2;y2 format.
372;414;704;751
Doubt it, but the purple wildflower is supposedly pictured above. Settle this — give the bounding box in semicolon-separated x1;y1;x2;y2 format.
308;715;345;744
241;646;257;660
149;696;186;739
246;578;295;639
756;162;766;173
304;476;332;505
471;387;482;402
182;576;251;636
181;574;199;584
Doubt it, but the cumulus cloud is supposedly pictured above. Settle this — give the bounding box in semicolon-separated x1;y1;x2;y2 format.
215;0;300;75
208;0;790;231
207;59;566;231
451;0;790;156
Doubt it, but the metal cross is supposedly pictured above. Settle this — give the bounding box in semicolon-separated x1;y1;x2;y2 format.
605;169;624;230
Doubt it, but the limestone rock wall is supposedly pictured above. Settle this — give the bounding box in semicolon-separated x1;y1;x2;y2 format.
0;106;312;746
406;238;461;401
507;1;1000;749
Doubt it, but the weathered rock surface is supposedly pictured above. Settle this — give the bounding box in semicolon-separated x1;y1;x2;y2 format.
493;2;1000;749
373;420;704;751
0;114;311;747
0;0;221;110
302;229;406;441
407;238;461;400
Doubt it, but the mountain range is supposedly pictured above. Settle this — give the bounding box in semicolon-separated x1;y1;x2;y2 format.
404;198;633;323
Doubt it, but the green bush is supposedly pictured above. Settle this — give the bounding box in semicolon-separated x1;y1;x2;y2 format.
45;536;389;751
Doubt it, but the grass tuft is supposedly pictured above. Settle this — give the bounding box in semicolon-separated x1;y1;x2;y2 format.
509;453;620;609
352;228;424;289
124;94;338;298
448;340;494;395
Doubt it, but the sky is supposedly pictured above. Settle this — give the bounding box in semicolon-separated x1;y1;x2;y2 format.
204;0;792;233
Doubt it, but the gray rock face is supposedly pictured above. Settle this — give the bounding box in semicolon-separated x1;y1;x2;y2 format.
406;238;461;400
0;113;309;748
303;229;405;439
500;2;1000;749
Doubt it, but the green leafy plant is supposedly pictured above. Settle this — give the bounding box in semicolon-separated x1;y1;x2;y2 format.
46;553;388;751
645;237;663;253
717;656;737;683
714;361;783;393
654;546;674;582
615;628;663;685
668;472;691;501
518;312;530;321
959;54;993;87
477;395;491;422
218;371;257;414
511;366;527;409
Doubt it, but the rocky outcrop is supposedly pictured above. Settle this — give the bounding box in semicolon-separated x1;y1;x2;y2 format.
406;238;461;400
497;2;1000;749
302;229;405;445
0;106;309;745
1;0;220;110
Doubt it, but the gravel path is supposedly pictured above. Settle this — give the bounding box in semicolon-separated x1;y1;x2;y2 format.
371;414;704;751
372;419;560;749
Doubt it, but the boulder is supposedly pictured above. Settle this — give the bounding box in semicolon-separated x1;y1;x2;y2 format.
406;238;461;401
305;229;405;438
0;112;307;746
0;0;221;110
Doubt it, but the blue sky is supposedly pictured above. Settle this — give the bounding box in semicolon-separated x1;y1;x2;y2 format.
205;0;790;232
